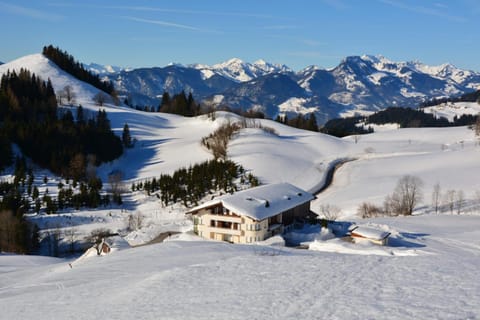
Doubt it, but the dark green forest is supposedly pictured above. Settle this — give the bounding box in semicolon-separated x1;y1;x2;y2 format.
0;69;123;175
132;160;259;207
42;45;116;96
321;107;478;137
275;113;319;132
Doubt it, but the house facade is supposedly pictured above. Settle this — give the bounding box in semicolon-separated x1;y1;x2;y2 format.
187;183;314;244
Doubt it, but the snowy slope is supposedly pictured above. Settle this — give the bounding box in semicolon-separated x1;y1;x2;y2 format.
0;54;101;103
1;214;480;320
313;126;480;216
423;101;480;122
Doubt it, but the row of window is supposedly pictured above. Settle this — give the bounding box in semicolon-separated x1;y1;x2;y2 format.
246;236;262;243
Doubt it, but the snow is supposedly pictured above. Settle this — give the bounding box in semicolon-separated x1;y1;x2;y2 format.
2;215;480;319
423;101;480;122
189;182;314;221
368;72;388;85
277;97;317;115
349;225;390;240
357;121;399;132
1;53;480;319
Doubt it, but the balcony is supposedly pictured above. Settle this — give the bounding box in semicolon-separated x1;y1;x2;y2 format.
207;226;242;236
207;215;241;223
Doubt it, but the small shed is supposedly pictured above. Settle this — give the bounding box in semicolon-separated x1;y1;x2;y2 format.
349;225;390;246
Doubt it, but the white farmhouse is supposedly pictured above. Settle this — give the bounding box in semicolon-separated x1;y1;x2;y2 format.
187;183;315;244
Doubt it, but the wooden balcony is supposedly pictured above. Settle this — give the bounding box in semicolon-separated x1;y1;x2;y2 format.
207;226;242;236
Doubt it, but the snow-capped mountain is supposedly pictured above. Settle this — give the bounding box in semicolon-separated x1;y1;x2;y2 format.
92;55;480;123
85;62;126;75
189;58;292;82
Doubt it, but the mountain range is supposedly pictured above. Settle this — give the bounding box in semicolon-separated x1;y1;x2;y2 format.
85;56;480;123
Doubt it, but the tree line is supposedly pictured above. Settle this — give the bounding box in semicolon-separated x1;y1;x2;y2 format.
321;107;479;137
42;45;116;96
132;160;259;207
275;113;319;132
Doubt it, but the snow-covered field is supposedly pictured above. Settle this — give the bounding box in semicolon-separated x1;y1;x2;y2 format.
1;53;480;319
424;101;480;122
1;215;479;320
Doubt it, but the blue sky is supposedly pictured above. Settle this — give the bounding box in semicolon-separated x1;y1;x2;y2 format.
1;0;479;71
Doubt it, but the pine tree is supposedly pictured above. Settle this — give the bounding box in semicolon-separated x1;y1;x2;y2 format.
122;123;133;148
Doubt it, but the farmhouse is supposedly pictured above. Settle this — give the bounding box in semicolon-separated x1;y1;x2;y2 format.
187;183;315;244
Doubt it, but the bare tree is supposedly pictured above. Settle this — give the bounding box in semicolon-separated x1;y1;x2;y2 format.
93;92;108;106
389;175;424;215
319;204;341;221
444;189;456;214
86;228;112;246
357;202;383;218
474;190;480;210
0;211;21;253
61;85;76;105
455;190;465;215
108;170;124;197
64;227;77;254
431;183;441;214
353;135;361;144
127;212;144;231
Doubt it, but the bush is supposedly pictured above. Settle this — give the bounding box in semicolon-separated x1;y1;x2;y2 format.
357;202;384;218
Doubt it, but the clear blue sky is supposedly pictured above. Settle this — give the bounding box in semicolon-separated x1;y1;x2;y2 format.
1;0;479;71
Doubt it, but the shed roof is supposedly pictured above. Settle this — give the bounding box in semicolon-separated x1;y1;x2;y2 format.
349;225;391;241
188;183;314;221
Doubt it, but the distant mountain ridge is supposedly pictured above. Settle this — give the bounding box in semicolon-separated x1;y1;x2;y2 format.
94;55;480;123
43;55;480;123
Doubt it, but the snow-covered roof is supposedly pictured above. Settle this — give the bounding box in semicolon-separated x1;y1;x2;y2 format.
188;183;314;221
349;225;390;241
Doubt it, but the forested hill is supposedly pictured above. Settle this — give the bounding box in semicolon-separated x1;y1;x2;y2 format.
42;45;116;97
321;107;478;137
0;68;123;175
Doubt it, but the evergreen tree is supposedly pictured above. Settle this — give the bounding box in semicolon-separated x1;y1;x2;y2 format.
122;123;133;148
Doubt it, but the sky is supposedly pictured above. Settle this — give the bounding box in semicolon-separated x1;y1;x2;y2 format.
1;0;480;71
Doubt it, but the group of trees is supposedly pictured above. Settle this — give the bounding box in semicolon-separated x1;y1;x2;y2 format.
0;155;124;254
0;158;40;253
201;121;241;160
0;69;123;176
320;116;373;137
157;91;200;116
358;175;424;218
132;160;259;207
42;45;116;96
321;107;479;137
276;113;319;132
420;88;480;107
358;175;480;219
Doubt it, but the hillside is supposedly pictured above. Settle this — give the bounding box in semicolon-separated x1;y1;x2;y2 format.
1;52;480;319
1;53;480;221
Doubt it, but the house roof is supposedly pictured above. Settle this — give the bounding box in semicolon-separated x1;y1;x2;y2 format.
188;183;314;221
